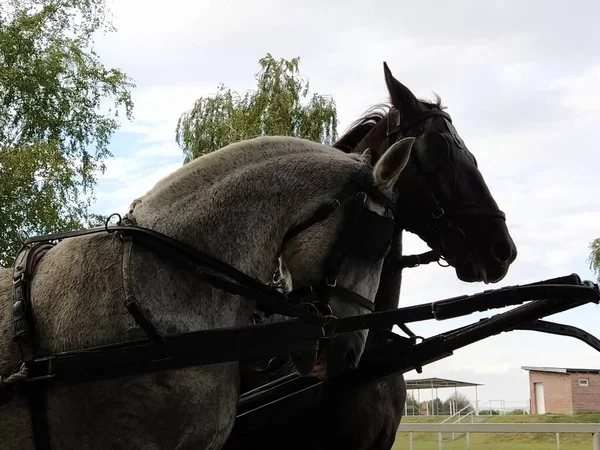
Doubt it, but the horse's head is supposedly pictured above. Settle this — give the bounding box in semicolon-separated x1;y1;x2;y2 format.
346;62;517;284
278;141;414;379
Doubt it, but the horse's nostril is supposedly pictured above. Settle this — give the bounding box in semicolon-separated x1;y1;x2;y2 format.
345;349;357;371
491;240;512;264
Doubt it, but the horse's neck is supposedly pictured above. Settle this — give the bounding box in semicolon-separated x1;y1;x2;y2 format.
130;142;352;284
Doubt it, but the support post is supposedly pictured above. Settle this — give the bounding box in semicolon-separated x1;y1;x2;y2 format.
593;432;600;450
438;432;442;450
475;385;479;416
556;432;560;450
431;380;434;415
466;432;471;450
408;431;413;450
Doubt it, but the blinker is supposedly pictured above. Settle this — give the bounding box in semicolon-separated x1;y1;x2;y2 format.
443;118;465;149
414;131;450;174
343;203;395;262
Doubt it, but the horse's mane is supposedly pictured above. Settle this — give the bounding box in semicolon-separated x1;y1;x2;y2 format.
333;95;445;153
333;103;391;153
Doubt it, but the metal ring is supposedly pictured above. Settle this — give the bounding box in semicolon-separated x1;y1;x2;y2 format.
298;302;320;316
104;213;122;231
326;276;337;288
356;192;367;204
317;302;333;316
322;315;338;338
431;206;445;219
328;199;341;209
413;254;421;268
437;257;450;268
16;229;29;244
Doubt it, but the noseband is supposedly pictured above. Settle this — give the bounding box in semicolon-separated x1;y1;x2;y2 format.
281;164;397;319
386;108;506;267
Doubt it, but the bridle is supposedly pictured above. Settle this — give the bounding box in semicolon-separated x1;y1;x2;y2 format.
385;107;507;269
282;164;398;318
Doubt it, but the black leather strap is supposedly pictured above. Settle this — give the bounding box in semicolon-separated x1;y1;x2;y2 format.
122;236;164;344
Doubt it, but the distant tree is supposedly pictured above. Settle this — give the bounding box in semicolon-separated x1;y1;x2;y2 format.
0;0;135;266
426;397;444;415
175;53;338;163
443;392;473;414
587;238;600;282
405;392;420;414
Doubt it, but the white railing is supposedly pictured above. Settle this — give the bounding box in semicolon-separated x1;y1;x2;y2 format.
397;423;600;450
441;403;475;424
440;403;476;441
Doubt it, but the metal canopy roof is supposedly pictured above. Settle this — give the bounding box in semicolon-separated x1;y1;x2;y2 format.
521;366;600;374
405;377;483;390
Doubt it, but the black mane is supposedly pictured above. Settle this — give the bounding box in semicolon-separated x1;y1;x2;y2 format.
332;103;390;152
333;95;444;153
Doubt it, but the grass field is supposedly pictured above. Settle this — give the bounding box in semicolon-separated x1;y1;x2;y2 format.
391;413;600;450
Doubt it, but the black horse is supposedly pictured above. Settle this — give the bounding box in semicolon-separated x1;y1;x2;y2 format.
224;122;407;450
224;61;516;450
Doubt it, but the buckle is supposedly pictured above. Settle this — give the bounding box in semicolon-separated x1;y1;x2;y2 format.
432;206;445;219
322;315;338;338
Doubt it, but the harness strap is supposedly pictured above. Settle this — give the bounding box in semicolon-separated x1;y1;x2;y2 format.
354;164;398;216
283;199;341;243
122;236;164;343
18;223;327;327
287;285;375;313
393;250;441;269
12;242;55;358
26;383;51;450
10;242;55;450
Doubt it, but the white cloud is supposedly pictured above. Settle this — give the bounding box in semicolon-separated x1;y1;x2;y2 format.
89;0;600;406
95;161;182;214
552;66;600;115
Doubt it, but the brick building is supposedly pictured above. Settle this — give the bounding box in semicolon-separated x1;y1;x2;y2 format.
522;366;600;414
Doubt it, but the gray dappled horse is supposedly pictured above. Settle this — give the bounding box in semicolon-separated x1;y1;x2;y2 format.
1;135;420;449
225;62;518;450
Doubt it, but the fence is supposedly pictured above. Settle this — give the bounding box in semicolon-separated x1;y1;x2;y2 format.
397;423;600;450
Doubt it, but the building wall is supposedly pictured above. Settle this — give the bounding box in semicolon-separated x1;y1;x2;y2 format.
529;371;573;414
570;372;600;413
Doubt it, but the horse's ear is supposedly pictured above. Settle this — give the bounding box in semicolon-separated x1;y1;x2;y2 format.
373;137;415;189
383;62;422;118
360;148;372;165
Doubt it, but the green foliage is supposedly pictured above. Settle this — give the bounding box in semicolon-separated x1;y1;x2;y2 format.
419;397;444;415
479;409;501;415
405;391;420;414
0;0;134;266
442;391;473;414
587;238;600;282
175;53;338;163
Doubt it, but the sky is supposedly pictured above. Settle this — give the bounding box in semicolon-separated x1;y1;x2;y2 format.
90;0;600;410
